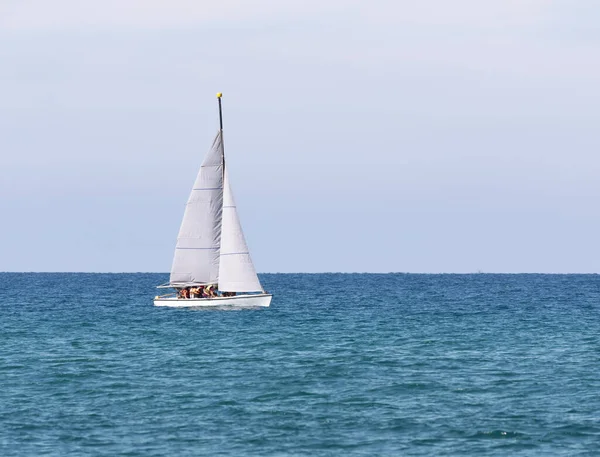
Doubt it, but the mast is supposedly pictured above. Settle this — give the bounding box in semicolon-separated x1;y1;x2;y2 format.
217;92;225;180
217;92;223;130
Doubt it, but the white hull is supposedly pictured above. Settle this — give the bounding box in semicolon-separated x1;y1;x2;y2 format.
153;293;272;308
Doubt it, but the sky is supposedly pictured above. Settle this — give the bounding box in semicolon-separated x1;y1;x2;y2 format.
1;0;599;273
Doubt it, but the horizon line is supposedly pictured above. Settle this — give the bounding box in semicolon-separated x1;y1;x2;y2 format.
1;271;599;275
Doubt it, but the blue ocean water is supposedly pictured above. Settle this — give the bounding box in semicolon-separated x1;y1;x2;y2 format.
1;273;600;456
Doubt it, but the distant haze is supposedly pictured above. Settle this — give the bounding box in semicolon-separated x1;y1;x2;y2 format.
1;1;599;273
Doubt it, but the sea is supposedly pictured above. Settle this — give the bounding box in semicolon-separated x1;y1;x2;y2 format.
1;273;600;456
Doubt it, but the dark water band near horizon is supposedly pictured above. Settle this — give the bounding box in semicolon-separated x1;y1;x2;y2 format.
1;273;599;456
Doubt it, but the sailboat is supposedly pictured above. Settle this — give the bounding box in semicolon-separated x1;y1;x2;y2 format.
154;93;272;308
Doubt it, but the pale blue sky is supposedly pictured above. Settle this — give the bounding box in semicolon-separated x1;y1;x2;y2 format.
1;1;599;273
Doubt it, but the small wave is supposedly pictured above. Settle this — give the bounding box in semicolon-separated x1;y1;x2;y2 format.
472;430;524;439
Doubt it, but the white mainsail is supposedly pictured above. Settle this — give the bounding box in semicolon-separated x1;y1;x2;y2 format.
218;169;263;292
169;131;224;285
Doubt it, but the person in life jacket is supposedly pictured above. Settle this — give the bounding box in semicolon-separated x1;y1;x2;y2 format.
204;285;215;298
178;288;190;299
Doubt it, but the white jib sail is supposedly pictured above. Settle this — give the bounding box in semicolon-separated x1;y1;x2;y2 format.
169;131;224;285
217;168;263;292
